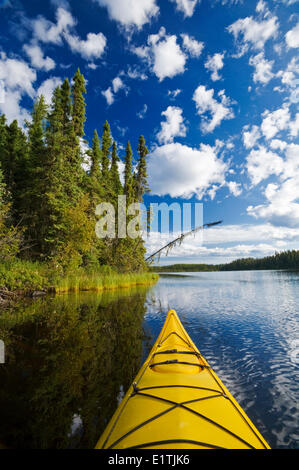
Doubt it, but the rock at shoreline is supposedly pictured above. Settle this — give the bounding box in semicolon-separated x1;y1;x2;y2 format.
30;290;47;298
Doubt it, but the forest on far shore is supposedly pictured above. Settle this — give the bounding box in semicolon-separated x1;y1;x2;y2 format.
151;250;299;272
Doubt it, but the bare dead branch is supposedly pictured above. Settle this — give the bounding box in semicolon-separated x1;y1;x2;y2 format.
145;220;223;263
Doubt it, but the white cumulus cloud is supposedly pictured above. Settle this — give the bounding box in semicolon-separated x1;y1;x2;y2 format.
246;143;299;227
286;22;299;48
65;32;106;60
148;142;228;199
23;43;55;71
204;52;225;81
170;0;201;17
261;106;291;140
243;125;261;149
31;7;75;44
102;87;114;105
181;34;204;57
31;7;107;61
93;0;159;30
157;106;187;144
149;28;187;81
0;56;36;98
0;56;37;126
227;181;242;197
132;27;187;81
228;15;279;53
101;75;126;105
246;146;284;185
248;177;299;227
112;76;124;93
193;85;235;133
249;52;275;84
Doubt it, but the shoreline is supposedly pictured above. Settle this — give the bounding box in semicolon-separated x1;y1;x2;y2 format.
0;272;159;308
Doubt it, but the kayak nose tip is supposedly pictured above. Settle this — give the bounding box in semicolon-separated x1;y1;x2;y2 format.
168;309;177;316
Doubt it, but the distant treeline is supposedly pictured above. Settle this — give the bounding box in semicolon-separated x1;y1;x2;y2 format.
151;264;219;272
220;250;299;271
151;250;299;272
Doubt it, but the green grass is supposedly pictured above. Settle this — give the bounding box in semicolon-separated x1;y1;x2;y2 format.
0;259;159;294
53;271;159;294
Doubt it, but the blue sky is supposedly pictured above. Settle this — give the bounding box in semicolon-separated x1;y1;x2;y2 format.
0;0;299;264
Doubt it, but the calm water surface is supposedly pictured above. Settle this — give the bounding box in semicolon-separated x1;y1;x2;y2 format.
0;270;298;449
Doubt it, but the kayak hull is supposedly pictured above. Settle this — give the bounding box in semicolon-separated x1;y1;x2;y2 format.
96;310;270;449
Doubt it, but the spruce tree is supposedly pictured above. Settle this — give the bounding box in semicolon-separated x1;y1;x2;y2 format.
24;96;48;254
0;115;8;199
101;121;112;182
124;141;134;205
60;78;73;131
72;68;86;138
3;120;28;222
136;135;149;202
89;129;103;206
61;78;84;198
43;85;67;256
43;83;90;267
110;141;122;197
87;130;104;261
0;114;7;165
90;130;102;179
27;96;48;164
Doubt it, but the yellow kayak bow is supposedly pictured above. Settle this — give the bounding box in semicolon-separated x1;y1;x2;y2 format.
96;309;270;449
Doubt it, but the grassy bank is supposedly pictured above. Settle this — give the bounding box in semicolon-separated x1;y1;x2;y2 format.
0;259;158;297
54;271;159;294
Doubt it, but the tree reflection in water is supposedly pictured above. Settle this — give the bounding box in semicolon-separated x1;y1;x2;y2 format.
0;288;149;449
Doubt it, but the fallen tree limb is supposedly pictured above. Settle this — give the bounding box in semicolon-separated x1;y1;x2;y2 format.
146;221;223;263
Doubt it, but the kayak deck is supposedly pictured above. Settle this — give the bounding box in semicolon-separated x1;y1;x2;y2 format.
96;310;270;449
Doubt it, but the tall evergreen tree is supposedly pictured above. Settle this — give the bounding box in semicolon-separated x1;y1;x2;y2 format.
136;136;149;202
23;96;48;253
2;120;28;222
124;141;134;205
44;83;91;266
27;96;48;164
0;115;8;199
0;114;7;165
72;68;86;138
101;121;112;182
89;130;103;207
61;78;84;197
43;85;67;256
110;141;122;197
60;78;73;131
90;130;102;180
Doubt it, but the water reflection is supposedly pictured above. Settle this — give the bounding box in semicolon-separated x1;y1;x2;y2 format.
0;288;149;449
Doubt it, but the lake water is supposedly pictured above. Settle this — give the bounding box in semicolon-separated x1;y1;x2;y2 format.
0;270;298;449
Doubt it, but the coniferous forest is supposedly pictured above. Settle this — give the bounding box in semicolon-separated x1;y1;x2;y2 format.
152;250;299;272
0;69;156;294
